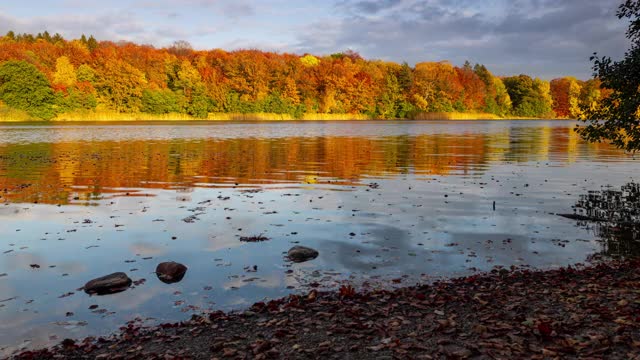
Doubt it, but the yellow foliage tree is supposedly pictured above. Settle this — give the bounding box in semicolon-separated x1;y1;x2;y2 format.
53;56;77;87
568;79;582;119
97;58;147;112
300;54;320;68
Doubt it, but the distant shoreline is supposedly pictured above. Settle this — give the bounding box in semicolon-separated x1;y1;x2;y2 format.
0;111;572;122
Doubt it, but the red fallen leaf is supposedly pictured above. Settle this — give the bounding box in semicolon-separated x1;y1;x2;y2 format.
537;322;553;338
251;302;266;312
340;285;356;298
222;348;237;357
415;293;426;301
267;300;281;311
273;329;290;338
251;340;272;354
464;275;478;284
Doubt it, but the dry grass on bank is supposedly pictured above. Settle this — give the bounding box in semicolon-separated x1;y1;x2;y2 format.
0;104;33;121
51;111;374;122
413;111;503;120
54;111;196;121
1;109;555;122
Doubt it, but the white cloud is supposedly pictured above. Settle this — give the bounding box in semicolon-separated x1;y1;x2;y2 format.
0;0;630;78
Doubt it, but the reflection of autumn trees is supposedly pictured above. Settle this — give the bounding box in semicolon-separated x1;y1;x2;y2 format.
569;183;640;258
0;126;622;204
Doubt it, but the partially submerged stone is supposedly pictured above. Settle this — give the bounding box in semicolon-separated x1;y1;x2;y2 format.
156;262;188;284
287;246;319;263
557;213;597;221
84;272;132;295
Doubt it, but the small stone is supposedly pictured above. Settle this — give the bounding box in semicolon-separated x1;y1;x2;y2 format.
156;262;188;284
287;246;319;263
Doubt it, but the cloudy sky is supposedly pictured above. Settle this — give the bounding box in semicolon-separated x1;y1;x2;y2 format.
0;0;630;79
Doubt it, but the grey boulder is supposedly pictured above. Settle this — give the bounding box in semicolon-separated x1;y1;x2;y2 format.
287;246;319;263
84;272;132;295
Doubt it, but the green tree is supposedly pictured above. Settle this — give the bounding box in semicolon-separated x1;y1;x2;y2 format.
0;60;56;119
503;75;553;117
52;33;63;44
87;36;98;52
532;78;554;117
397;62;413;92
173;60;212;118
577;0;640;151
578;79;603;115
55;88;97;112
474;64;512;116
493;77;512;117
376;73;403;118
141;89;183;114
76;64;97;84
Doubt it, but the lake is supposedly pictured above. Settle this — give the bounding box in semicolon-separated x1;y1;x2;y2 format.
0;120;637;355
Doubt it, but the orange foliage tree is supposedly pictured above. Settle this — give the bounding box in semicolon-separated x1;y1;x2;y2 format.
0;31;610;120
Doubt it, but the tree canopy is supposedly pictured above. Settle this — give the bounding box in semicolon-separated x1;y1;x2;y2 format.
0;60;56;119
577;0;640;151
0;31;612;121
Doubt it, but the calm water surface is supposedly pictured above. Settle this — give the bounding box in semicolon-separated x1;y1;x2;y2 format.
0;120;637;355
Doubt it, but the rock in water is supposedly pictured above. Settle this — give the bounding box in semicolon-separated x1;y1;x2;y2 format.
84;272;132;295
287;246;319;263
156;262;188;284
557;213;598;221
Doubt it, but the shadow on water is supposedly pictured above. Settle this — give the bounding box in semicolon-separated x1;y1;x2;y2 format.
564;182;640;258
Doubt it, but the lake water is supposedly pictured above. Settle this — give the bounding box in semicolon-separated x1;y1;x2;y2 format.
0;120;637;355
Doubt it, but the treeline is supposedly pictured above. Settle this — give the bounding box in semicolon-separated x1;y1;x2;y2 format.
0;31;608;120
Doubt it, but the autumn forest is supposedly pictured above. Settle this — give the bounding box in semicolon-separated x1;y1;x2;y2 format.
0;31;609;121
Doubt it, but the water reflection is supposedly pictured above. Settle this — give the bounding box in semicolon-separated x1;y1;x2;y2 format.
568;183;640;258
0;122;623;205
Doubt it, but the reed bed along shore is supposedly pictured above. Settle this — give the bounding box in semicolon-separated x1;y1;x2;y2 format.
0;105;32;121
0;109;561;122
49;111;373;122
413;111;503;120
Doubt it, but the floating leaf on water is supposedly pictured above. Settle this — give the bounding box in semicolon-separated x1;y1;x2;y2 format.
240;235;270;243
